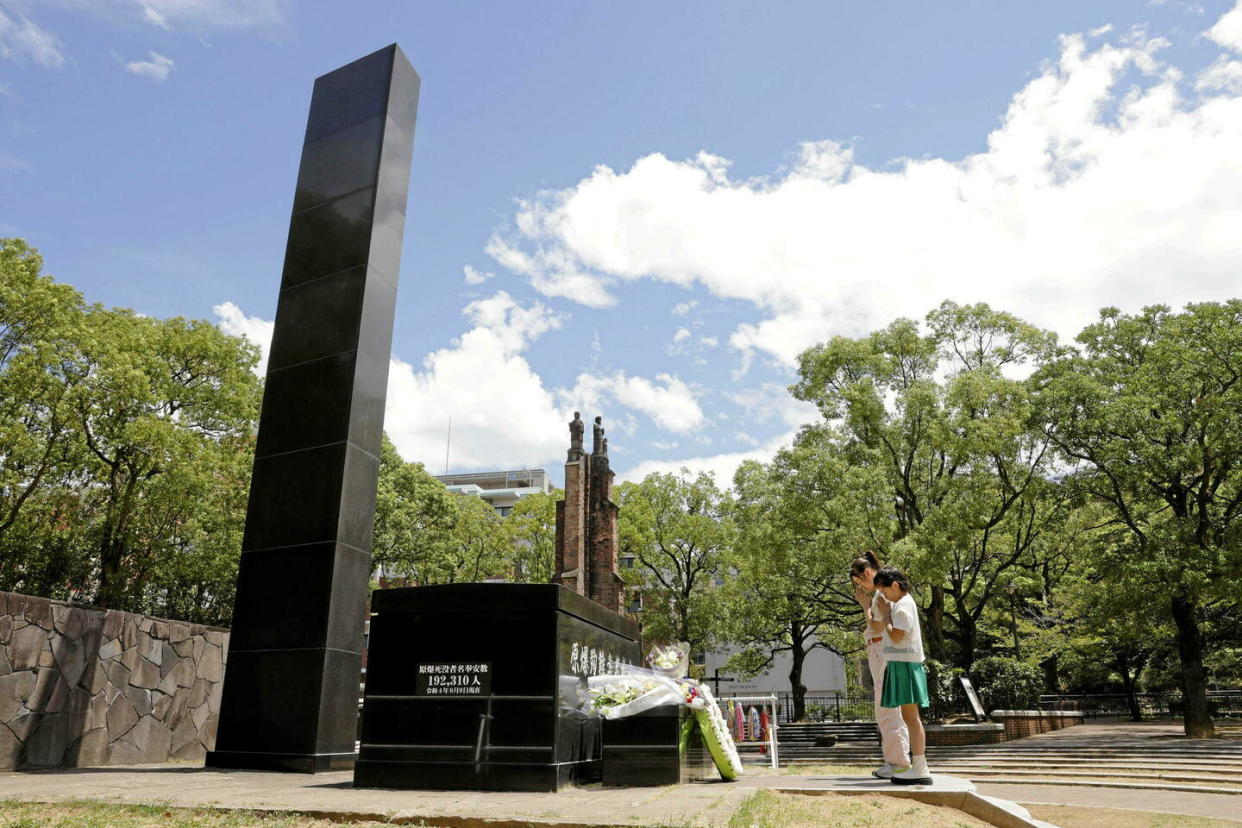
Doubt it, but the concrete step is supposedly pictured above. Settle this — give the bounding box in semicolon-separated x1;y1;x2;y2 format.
964;776;1242;795
975;794;1034;824
934;758;1242;770
829;746;1242;757
941;768;1242;785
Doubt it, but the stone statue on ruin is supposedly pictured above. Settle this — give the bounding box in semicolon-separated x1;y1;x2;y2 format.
568;411;584;460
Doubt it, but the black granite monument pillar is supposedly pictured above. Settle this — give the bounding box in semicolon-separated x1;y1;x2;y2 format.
207;44;419;773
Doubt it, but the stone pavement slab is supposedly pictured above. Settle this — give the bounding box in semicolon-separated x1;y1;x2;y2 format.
0;766;1032;827
978;781;1242;823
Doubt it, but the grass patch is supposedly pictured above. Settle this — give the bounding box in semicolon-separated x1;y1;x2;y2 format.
1024;804;1241;827
779;762;877;776
725;790;988;828
0;800;401;827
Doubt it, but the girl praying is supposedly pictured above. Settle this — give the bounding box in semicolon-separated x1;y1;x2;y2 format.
874;566;932;785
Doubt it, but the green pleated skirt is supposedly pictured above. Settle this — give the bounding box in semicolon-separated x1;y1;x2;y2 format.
880;661;930;708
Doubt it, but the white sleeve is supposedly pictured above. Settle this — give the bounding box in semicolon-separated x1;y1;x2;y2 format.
891;600;915;632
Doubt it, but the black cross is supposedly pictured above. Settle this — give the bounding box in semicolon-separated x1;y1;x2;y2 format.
709;669;735;696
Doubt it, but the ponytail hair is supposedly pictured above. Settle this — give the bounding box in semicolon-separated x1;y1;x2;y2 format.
849;550;882;580
873;566;910;593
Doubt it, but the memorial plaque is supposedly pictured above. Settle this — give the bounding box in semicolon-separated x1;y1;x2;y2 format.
960;676;987;722
416;663;492;697
354;583;641;792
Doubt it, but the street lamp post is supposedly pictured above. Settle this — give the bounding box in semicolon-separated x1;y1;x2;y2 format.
1005;582;1021;659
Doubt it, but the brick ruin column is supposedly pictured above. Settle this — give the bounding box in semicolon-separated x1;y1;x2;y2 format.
552;413;624;614
587;434;625;614
553;412;587;595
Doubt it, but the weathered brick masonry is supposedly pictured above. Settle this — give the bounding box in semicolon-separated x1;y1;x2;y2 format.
553;413;626;614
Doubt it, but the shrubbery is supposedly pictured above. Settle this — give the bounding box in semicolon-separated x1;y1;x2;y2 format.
971;656;1043;711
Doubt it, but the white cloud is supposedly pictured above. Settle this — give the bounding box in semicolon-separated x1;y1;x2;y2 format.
463;264;493;285
0;9;66;68
1197;55;1242;92
1207;1;1242;51
141;3;169;28
671;300;698;316
489;19;1242;367
213;292;706;470
213;301;273;375
618;429;798;487
568;371;705;434
124;51;174;82
727;382;820;429
0;149;29;172
385;292;570;470
41;0;285;32
672;327;691;343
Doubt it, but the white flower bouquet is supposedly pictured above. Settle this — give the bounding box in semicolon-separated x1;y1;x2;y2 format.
647;641;690;677
585;672;683;719
583;662;743;780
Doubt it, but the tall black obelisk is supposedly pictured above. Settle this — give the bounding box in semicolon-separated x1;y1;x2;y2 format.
207;45;419;773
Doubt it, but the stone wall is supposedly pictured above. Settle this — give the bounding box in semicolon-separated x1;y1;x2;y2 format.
0;591;228;769
924;723;1006;745
991;709;1085;740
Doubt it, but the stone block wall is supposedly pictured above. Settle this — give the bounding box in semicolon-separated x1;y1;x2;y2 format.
924;723;1006;745
0;591;229;769
991;709;1085;740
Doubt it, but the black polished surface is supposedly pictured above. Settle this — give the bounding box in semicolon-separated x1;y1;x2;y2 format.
602;705;713;787
354;584;641;792
208;43;419;774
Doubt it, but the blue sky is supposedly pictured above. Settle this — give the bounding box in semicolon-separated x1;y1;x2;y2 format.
4;0;1242;484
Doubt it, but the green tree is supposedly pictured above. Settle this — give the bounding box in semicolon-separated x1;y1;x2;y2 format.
0;239;84;548
792;301;1059;669
68;308;262;610
505;490;561;583
1033;301;1242;737
616;470;733;653
1;242;262;618
372;434;458;584
728;429;888;720
440;493;511;583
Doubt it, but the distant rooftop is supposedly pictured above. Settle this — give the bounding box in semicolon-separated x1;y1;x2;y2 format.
435;469;552;494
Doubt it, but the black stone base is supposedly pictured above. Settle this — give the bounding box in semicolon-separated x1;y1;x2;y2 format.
353;584;640;792
354;759;593;792
602;704;713;786
205;750;356;773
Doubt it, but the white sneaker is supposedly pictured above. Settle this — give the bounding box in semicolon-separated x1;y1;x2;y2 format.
890;755;931;785
871;762;895;779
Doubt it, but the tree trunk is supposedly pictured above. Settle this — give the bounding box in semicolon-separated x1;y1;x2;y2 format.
789;622;808;721
926;585;947;662
1117;652;1142;722
957;611;977;672
1170;595;1214;738
1041;654;1059;694
95;533;126;610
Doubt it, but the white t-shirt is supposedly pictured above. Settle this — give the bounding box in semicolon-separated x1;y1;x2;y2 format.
883;594;924;663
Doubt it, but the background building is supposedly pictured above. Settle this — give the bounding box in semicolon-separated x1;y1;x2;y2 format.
435;469;553;516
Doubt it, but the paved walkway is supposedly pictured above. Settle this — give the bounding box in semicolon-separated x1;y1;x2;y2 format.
0;765;1040;828
975;782;1242;823
801;720;1242;821
948;722;1242;823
